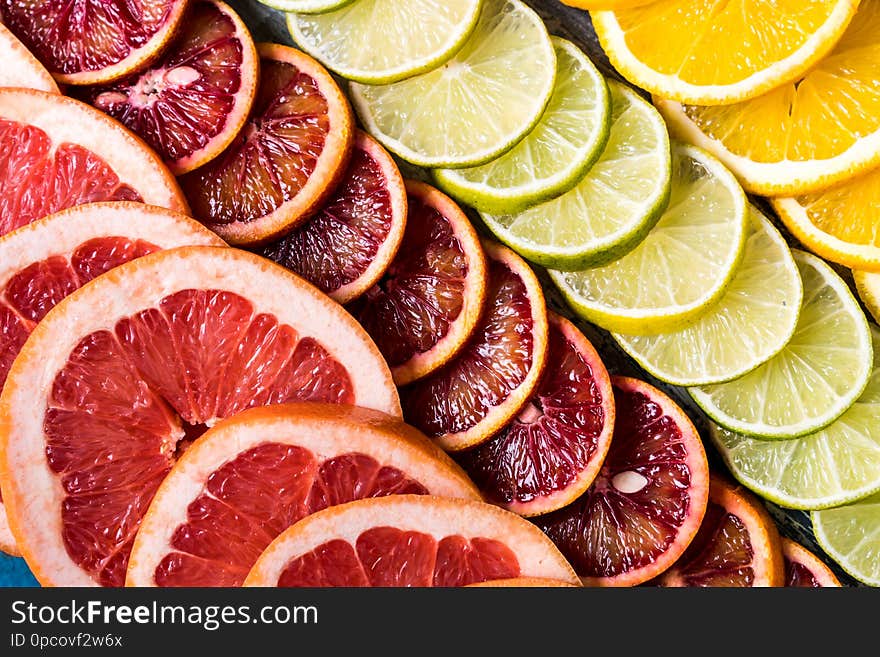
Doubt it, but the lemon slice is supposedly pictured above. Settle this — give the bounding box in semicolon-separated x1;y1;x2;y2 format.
550;142;746;335
614;207;802;386
691;250;873;439
287;0;483;84
472;80;669;270
432;37;611;215
349;0;555;168
813;493;880;587
593;0;857;105
656;3;880;195
260;0;353;14
855;270;880;324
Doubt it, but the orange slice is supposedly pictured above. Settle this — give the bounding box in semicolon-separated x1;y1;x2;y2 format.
782;538;841;587
180;43;354;246
0;22;58;92
127;403;480;587
0;89;187;237
0;246;400;587
400;240;548;452
243;495;580;587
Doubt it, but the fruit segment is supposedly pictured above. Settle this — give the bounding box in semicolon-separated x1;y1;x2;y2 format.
812;492;880;587
782;538;841;587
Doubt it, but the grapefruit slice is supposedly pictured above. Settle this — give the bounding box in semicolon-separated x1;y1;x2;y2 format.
0;89;187;237
349;180;487;385
261;130;407;304
535;376;709;586
467;578;579;587
77;0;258;175
179;43;354;246
0;202;222;557
782;538;841;587
127;403;480;587
657;477;785;587
243;495;580;587
457;313;615;517
0;246;400;587
0;22;58;92
399;241;548;452
0;0;190;86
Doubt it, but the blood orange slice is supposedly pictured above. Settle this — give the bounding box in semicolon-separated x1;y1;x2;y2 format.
0;0;190;86
0;246;400;587
243;495;579;587
782;538;841;587
77;0;258;175
180;43;354;246
261;130;407;304
0;89;187;237
349;180;486;385
457;313;614;517
0;202;222;557
0;22;58;92
399;241;548;452
535;376;709;586
657;477;784;587
127;403;480;587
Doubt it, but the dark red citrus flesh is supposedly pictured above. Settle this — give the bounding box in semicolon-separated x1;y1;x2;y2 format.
399;256;534;440
261;135;394;297
457;317;610;512
153;445;429;587
45;289;355;586
77;0;252;172
276;529;520;587
349;185;469;368
535;381;697;581
0;0;182;76
179;56;330;226
0;119;142;236
0;237;159;388
786;557;821;587
659;500;755;586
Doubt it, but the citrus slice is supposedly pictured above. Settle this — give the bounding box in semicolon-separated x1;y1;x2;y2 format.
261;131;407;304
127;404;480;587
782;538;841;587
855;270;880;324
0;202;222;557
349;0;556;168
812;492;880;587
0;89;187;237
0;0;190;85
614;207;802;386
593;0;858;105
691;250;873;439
288;0;482;85
708;325;880;509
260;0;353;13
0;22;59;92
433;37;611;216
76;0;258;176
657;477;785;587
474;80;668;270
467;577;579;587
400;240;548;452
772;168;880;272
550;143;747;335
562;1;655;8
0;246;400;587
349;181;486;386
655;3;880;196
534;376;709;586
179;43;353;246
243;495;580;587
457;313;614;517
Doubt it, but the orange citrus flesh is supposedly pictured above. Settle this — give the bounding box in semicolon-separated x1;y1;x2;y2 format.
782;538;842;587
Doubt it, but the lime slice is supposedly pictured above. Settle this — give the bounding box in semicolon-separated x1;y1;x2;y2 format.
260;0;354;13
287;0;483;84
614;206;802;385
710;325;880;509
470;79;670;270
691;250;873;439
813;493;880;587
432;37;611;215
549;142;747;335
349;0;556;168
